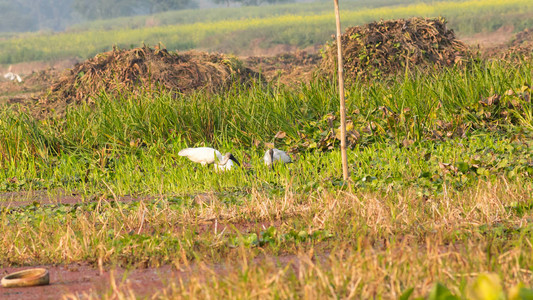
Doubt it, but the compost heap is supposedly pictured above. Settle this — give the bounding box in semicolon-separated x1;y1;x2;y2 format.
42;46;257;114
320;17;469;80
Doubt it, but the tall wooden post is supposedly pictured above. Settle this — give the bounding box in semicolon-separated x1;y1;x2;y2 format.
334;0;349;181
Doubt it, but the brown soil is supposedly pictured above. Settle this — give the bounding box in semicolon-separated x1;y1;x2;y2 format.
503;27;533;58
0;69;59;108
0;59;78;76
0;263;178;299
472;27;533;59
0;59;77;107
320;17;470;81
0;255;304;299
0;189;302;298
459;25;515;49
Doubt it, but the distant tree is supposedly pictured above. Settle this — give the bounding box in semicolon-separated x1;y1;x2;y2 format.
0;0;74;32
73;0;136;20
29;0;74;31
143;0;196;14
0;1;36;32
0;0;197;33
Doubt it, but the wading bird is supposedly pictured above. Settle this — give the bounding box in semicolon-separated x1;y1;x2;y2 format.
179;147;240;171
264;148;292;167
3;65;21;82
3;72;22;82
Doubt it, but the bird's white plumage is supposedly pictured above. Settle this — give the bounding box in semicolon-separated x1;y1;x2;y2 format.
214;159;235;172
3;72;22;82
178;147;222;166
264;148;292;166
179;147;239;171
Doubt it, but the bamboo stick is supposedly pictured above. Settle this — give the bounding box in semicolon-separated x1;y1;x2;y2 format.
333;0;349;181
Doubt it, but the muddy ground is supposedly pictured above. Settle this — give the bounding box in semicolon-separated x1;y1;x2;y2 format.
1;264;176;299
1;253;303;299
0;190;294;298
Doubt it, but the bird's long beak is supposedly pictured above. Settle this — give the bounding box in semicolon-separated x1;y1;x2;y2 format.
269;149;274;170
229;154;241;166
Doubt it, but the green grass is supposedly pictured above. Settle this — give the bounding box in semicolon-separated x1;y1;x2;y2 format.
1;0;532;64
1;54;533;298
0;58;531;196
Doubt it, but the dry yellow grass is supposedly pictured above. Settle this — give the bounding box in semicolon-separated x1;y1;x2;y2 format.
17;178;530;299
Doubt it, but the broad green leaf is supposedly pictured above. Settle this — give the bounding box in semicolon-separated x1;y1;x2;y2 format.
428;283;459;300
399;287;414;300
467;273;505;300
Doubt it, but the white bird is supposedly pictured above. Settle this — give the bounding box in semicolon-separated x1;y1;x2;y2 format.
179;147;240;171
264;148;292;166
3;72;22;82
214;158;236;172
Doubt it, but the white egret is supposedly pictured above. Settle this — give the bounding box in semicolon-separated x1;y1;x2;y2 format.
264;148;292;166
3;72;22;82
179;147;240;171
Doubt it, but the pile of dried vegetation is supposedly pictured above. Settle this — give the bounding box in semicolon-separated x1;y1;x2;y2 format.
320;17;470;81
40;46;257;115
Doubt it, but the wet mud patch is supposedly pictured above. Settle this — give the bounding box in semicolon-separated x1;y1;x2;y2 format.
0;264;175;299
0;254;307;299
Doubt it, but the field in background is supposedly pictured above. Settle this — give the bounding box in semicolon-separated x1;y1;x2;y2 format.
0;0;532;65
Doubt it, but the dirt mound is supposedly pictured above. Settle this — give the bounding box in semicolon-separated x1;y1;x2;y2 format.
320;17;470;80
39;46;257;115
